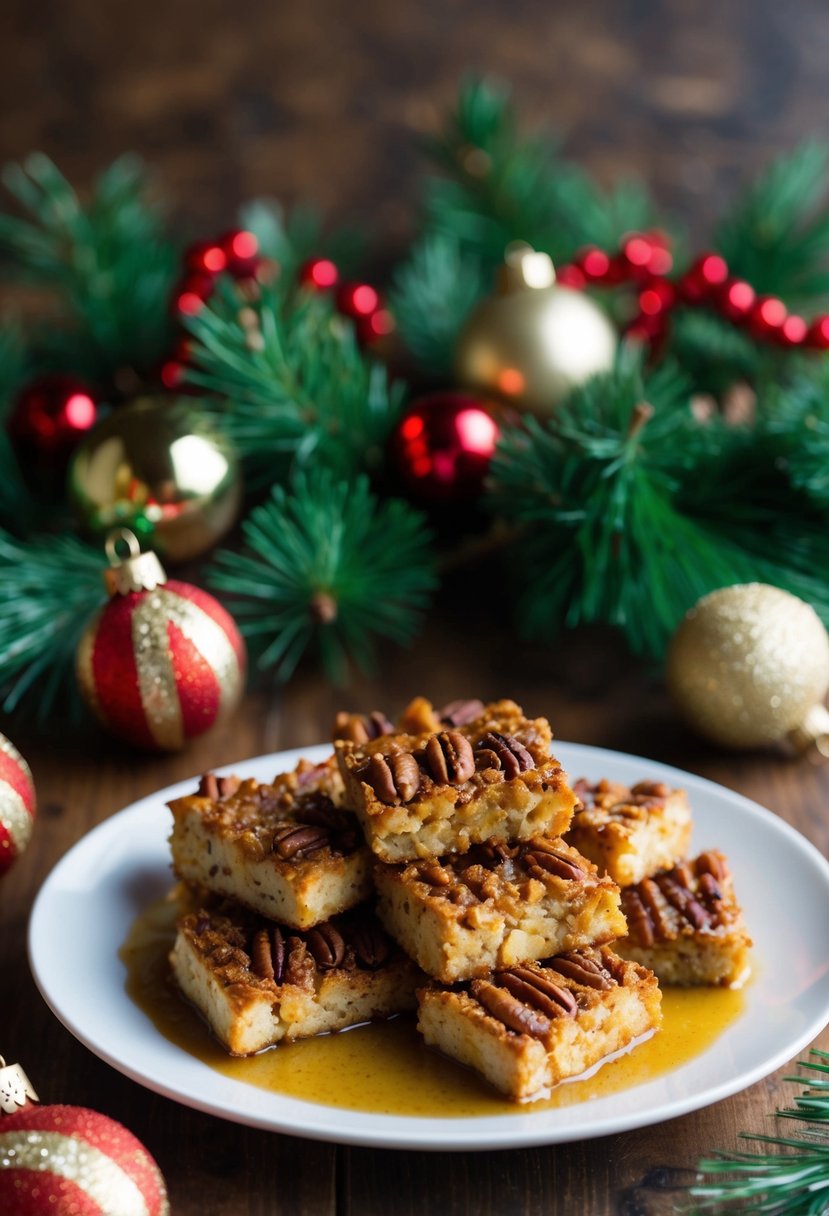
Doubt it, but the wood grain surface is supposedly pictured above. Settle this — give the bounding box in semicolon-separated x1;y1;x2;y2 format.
3;3;829;1213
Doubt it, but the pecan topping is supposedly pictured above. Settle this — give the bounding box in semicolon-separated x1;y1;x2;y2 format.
630;781;670;799
697;851;728;883
475;731;534;779
305;922;346;970
638;876;670;940
521;839;585;883
548;952;614;990
464;839;515;869
624;889;655;947
697;871;723;908
333;710;394;744
498;966;578;1018
656;873;710;930
297;797;359;853
272;823;331;859
472;979;553;1039
418;861;452;887
364;752;421;804
197;773;240;800
251;925;286;983
423;731;475;786
348;919;391;969
438;699;485;727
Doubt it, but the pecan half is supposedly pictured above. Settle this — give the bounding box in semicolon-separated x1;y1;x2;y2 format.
464;840;515;870
305;922;346;970
197;773;240;800
657;873;710;930
696;851;728;883
364;752;420;804
521;839;585;883
423;731;475;786
438;699;485;728
472;979;552;1039
630;781;671;799
272;823;331;860
638;876;670;940
498;966;578;1018
417;861;452;887
251;925;286;983
333;710;394;744
349;920;391;969
297;797;359;853
475;731;534;779
624;889;655;947
547;952;613;991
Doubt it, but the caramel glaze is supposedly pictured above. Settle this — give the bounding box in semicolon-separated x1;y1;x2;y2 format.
121;888;746;1117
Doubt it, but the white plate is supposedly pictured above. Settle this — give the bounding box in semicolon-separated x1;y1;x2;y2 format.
29;742;829;1150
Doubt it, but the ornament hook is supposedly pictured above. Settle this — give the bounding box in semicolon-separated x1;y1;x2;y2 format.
0;1055;39;1115
105;528;142;567
101;530;167;597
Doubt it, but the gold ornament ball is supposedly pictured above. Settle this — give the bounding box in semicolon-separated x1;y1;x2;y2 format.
68;395;241;564
454;243;618;415
667;583;829;751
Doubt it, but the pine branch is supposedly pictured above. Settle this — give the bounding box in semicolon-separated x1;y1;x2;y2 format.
765;363;829;511
421;76;657;270
208;469;436;682
0;328;34;532
0;530;106;718
238;199;363;281
488;353;829;656
389;231;487;374
716;140;829;306
184;278;406;490
0;154;178;386
689;1051;829;1213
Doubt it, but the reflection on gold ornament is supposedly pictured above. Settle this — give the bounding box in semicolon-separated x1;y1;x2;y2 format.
68;395;241;564
667;583;829;752
454;243;618;414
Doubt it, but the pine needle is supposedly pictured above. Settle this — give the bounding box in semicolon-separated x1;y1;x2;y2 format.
207;469;436;683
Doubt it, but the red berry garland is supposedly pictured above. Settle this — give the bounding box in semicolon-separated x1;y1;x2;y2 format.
298;258;394;346
556;230;829;354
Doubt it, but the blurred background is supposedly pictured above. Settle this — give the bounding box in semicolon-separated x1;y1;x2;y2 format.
5;0;828;254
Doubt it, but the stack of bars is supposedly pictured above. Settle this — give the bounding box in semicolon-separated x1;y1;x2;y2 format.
167;698;752;1101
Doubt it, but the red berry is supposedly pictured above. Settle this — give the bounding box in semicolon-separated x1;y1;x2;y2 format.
184;239;227;275
805;316;829;349
717;278;756;322
299;257;340;291
336;282;380;318
749;295;787;339
555;264;586;290
221;229;260;276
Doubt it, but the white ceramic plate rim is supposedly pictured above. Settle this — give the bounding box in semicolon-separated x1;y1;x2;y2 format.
29;741;829;1150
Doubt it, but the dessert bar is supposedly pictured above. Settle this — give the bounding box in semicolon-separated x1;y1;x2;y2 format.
168;758;372;930
171;902;420;1055
417;946;662;1100
336;700;577;863
565;778;692;886
617;850;751;987
375;836;625;982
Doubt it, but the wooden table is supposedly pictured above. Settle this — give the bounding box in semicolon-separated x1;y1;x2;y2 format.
3;616;828;1215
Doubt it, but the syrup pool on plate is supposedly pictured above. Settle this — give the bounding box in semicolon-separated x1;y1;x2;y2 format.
121;889;746;1118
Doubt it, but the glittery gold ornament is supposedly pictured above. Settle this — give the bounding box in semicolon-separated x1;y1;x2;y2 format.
76;530;246;751
454;243;618;414
667;583;829;752
68;394;241;564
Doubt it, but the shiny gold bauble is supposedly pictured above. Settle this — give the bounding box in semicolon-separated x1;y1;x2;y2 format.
667;583;829;752
454;243;618;414
68;395;241;564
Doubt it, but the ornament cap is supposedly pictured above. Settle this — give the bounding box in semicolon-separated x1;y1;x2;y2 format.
787;703;829;757
0;1056;39;1115
497;243;556;293
103;529;167;597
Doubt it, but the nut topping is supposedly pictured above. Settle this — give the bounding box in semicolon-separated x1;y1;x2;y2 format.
348;919;391;969
423;731;476;786
438;699;485;728
521;839;585;883
472;979;553;1039
197;773;241;800
364;752;421;804
305;922;346;970
630;781;670;799
418;861;452;887
656;873;710;930
333;710;394;744
624;889;655;947
475;731;534;779
697;851;728;883
548;952;614;990
251;925;286;983
498;966;578;1018
272;823;331;860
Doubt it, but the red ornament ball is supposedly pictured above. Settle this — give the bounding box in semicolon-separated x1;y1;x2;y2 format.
0;733;35;878
77;579;246;751
0;1104;169;1215
8;375;100;467
391;392;500;503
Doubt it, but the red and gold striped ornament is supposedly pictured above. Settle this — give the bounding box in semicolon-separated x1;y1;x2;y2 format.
0;734;36;878
76;531;245;751
0;1101;169;1216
